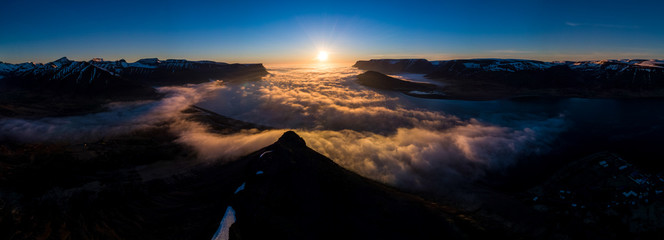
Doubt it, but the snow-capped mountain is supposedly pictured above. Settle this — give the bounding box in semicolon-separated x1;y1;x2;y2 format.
0;57;158;99
354;58;664;90
0;57;268;85
427;59;664;89
0;57;269;98
432;59;664;73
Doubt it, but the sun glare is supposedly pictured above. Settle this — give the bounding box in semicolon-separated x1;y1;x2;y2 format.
316;51;328;61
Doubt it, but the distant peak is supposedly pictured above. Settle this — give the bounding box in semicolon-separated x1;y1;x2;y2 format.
137;58;160;64
55;57;70;63
277;131;306;148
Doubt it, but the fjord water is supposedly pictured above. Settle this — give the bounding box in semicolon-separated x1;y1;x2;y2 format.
199;65;664;189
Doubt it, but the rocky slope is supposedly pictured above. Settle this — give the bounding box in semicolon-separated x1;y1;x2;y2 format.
526;152;664;238
218;131;511;239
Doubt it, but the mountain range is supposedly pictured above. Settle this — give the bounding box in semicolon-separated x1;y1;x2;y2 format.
0;57;269;117
354;59;664;99
0;57;268;98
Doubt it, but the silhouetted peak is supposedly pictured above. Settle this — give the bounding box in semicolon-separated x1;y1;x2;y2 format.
46;57;72;68
53;57;71;65
277;131;306;148
55;56;70;62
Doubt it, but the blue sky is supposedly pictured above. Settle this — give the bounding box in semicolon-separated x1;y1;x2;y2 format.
1;0;663;64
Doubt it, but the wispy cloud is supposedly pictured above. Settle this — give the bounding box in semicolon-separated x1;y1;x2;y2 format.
565;22;640;29
565;22;581;27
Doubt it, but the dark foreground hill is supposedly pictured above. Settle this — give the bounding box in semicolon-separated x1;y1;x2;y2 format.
0;114;508;239
222;131;504;239
1;104;662;239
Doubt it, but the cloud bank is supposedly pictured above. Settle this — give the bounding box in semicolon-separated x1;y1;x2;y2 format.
190;66;568;191
0;83;224;142
1;66;568;192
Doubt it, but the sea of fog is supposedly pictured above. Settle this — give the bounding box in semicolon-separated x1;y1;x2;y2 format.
3;65;664;192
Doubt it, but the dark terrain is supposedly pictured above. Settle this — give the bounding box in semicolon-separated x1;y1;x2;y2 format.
0;109;508;239
1;58;663;239
356;71;446;98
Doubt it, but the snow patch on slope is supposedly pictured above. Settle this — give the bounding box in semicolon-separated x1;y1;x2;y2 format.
211;206;236;240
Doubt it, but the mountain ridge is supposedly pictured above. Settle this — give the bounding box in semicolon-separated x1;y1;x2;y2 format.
213;130;511;239
354;58;664;99
0;57;269;87
0;57;270;118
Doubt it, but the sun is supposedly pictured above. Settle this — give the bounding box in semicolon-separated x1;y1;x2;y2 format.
316;51;328;61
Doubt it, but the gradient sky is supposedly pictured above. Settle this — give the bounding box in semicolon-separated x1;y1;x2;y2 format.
1;0;663;64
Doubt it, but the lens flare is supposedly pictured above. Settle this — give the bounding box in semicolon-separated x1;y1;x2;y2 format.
316;51;328;61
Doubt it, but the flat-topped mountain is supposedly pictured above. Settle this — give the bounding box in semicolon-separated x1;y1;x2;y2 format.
354;58;664;99
354;58;664;76
353;59;437;74
426;59;664;90
88;57;269;85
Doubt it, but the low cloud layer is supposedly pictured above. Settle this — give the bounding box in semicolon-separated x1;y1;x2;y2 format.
1;66;568;192
0;83;224;142
300;117;564;191
191;66;568;191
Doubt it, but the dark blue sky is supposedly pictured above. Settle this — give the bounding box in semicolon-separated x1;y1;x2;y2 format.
1;0;663;64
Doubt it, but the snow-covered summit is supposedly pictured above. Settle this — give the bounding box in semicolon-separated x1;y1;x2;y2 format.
0;57;269;87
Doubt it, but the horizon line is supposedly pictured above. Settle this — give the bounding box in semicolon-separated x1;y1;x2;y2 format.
2;56;664;66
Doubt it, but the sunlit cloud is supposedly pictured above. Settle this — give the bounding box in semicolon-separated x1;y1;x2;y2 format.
193;66;568;191
1;67;568;194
